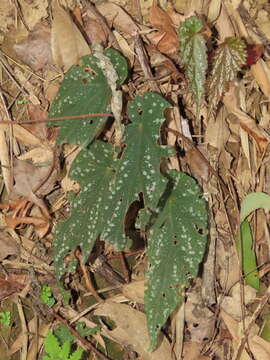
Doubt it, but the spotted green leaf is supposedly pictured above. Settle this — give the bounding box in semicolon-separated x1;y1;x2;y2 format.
101;92;171;249
179;16;207;116
54;141;116;279
208;37;246;113
145;170;207;350
49;49;127;147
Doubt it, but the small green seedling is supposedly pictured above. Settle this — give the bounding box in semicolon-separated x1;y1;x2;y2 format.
43;331;83;360
40;285;56;307
0;311;11;326
17;99;29;105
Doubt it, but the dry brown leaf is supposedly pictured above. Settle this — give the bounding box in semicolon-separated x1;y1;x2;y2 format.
149;0;175;34
148;0;178;54
182;342;211;360
113;30;135;66
84;18;108;45
0;0;14;32
5;215;49;238
185;290;215;343
11;157;55;218
122;280;145;303
207;0;222;22
13;24;52;71
205;108;230;152
51;2;90;72
24;103;48;140
94;302;172;360
220;283;257;321
251;59;270;98
223;83;269;153
0;276;24;301
96;2;139;36
19;0;48;30
0;232;19;261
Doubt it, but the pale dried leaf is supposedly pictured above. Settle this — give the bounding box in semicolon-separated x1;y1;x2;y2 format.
122;280;145;304
220;283;257;321
207;0;222;22
94;302;171;360
51;2;90;72
19;0;48;30
113;30;135;66
13;24;52;71
96;3;139;36
0;0;14;32
205;109;230;151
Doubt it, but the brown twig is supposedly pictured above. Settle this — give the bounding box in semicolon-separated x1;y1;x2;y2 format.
52;312;110;360
134;33;161;93
0;112;113;125
119;251;130;283
77;251;104;303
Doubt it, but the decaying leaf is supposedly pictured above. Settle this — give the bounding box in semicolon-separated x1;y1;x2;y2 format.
149;0;179;54
51;2;90;72
13;24;52;71
94;302;172;360
0;232;19;261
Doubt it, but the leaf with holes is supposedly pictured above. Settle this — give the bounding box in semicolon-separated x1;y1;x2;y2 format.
145;170;207;350
208;37;246;113
101;92;172;249
54;141;116;279
179;16;207;116
49;48;128;147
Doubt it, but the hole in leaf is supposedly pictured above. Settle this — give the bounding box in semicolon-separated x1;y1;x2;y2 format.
137;107;143;115
193;323;199;328
162;292;166;297
196;226;207;235
173;240;178;245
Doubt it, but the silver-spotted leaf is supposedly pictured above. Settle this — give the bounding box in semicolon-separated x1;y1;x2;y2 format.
145;170;207;350
54;141;115;279
179;16;207;115
102;92;171;249
208;37;246;112
49;49;127;147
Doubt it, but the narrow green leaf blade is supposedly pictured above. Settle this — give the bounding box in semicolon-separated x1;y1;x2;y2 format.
102;92;171;249
208;37;246;112
237;220;260;290
179;16;207;115
240;192;270;222
145;170;207;350
54;141;115;279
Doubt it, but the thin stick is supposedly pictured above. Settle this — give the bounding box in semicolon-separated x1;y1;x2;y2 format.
17;296;28;360
52;312;110;360
0;112;113;125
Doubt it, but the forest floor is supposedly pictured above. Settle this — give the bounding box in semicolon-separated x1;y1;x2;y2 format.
0;0;270;359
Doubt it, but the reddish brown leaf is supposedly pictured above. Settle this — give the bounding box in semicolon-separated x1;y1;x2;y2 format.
0;277;23;301
0;232;19;261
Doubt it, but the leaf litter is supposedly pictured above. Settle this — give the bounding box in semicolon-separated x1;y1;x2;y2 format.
0;0;270;359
